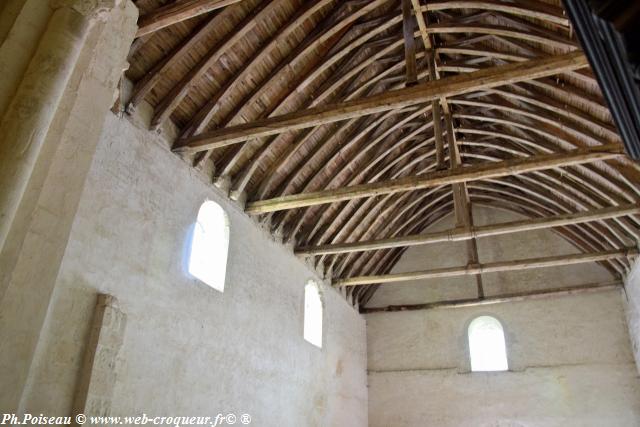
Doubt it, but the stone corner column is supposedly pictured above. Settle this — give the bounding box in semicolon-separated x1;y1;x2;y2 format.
0;0;138;414
0;0;105;253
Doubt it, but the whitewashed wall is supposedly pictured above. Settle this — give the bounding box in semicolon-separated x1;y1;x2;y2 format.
20;113;368;426
625;258;640;375
367;290;640;427
366;208;640;427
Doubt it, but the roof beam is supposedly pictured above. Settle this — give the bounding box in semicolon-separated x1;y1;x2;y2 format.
361;280;622;313
136;0;242;38
335;248;638;286
244;143;622;214
296;204;640;255
173;51;588;153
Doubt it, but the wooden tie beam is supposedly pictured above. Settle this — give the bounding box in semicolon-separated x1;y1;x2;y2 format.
334;248;639;287
296;204;640;255
173;51;588;153
361;280;622;313
245;143;622;214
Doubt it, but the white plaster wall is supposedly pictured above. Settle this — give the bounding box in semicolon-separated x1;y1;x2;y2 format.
366;207;640;426
367;290;640;426
21;113;368;426
624;258;640;374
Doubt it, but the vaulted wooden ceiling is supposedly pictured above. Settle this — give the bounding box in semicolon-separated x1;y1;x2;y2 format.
125;0;640;307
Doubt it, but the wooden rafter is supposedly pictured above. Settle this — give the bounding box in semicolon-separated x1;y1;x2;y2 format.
179;0;337;139
136;0;243;38
150;0;274;129
420;1;569;26
128;14;220;111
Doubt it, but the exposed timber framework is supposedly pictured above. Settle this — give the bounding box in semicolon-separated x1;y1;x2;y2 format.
126;0;640;309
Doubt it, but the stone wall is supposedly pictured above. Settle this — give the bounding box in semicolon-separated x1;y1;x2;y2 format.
19;112;368;426
367;290;640;426
0;0;138;411
625;258;640;375
366;207;640;426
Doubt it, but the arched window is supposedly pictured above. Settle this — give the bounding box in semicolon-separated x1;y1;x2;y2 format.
188;201;229;292
304;281;323;348
468;316;508;372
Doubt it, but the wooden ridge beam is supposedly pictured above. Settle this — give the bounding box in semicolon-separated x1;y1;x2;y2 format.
136;0;242;38
245;143;622;214
335;248;638;287
173;52;588;153
361;280;622;313
295;204;640;255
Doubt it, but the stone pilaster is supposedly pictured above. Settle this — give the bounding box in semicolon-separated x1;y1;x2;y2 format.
72;295;127;423
0;2;91;254
0;0;138;413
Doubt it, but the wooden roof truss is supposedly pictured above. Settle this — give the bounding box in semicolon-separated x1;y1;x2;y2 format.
126;0;640;309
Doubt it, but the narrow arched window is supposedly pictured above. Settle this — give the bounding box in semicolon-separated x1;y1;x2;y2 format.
468;316;508;372
188;201;229;292
304;281;323;348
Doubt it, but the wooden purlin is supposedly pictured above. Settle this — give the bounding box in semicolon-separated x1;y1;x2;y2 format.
296;204;640;255
245;144;622;214
173;52;589;153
